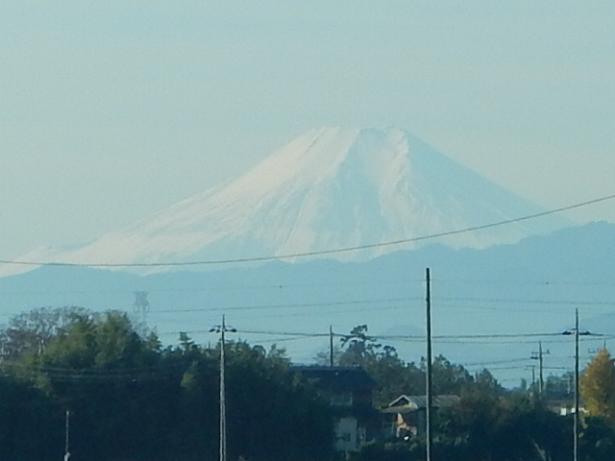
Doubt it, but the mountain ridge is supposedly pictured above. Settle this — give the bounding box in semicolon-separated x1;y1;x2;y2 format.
0;222;613;376
2;127;567;277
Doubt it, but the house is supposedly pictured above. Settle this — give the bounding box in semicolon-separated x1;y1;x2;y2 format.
292;366;377;454
381;394;460;439
544;399;588;417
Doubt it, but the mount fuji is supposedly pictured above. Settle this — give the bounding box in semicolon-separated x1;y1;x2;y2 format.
4;127;566;276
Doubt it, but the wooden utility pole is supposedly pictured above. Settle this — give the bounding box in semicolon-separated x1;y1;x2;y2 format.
425;268;433;461
531;341;545;395
64;410;70;461
531;341;549;396
562;309;589;461
530;365;536;393
210;316;236;461
539;341;544;395
329;325;334;367
220;316;227;461
574;309;579;461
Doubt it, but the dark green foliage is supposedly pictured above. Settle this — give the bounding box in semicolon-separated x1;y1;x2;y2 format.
581;416;615;461
337;325;479;406
0;307;334;461
3;314;615;461
336;324;615;461
0;376;63;461
355;397;615;461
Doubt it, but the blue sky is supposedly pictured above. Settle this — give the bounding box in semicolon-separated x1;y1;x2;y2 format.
1;1;614;258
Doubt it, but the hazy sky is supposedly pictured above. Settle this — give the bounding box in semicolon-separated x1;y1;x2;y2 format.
2;1;614;259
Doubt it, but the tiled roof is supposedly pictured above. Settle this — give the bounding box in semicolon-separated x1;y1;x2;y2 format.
292;366;376;390
382;394;460;413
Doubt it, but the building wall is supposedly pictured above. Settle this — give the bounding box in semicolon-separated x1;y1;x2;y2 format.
335;417;359;452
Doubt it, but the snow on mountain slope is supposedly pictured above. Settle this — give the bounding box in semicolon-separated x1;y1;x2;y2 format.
1;127;566;275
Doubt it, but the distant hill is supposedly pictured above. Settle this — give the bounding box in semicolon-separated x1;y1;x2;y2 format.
1;222;613;385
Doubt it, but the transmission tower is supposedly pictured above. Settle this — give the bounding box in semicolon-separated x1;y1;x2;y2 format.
133;291;150;332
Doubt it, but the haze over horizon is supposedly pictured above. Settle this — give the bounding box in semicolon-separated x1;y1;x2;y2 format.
2;1;615;259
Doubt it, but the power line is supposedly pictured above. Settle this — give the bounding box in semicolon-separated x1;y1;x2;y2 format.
0;279;422;296
381;332;588;340
392;335;615;345
0;297;418;319
468;365;532;371
463;357;532;366
1;192;614;268
437;296;615;307
149;297;419;314
0;363;183;382
235;329;330;338
220;328;609;341
157;325;614;343
0;295;612;321
2;277;613;297
152;329;615;346
435;278;615;287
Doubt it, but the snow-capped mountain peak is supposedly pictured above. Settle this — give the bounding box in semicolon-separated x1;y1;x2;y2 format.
2;127;566;275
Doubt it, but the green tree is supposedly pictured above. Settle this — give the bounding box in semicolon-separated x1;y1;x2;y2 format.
429;355;475;395
1;306;89;359
338;325;422;405
0;306;335;461
473;368;503;396
337;326;479;406
339;324;383;366
581;416;615;461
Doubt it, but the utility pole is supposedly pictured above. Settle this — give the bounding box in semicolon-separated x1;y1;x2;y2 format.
210;316;236;461
64;410;70;461
539;341;544;395
574;309;580;461
563;309;590;461
220;318;227;461
531;341;549;396
425;268;433;461
329;325;334;367
530;365;536;393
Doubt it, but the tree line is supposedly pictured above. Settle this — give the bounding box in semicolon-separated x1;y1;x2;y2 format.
0;307;332;461
0;309;615;461
323;324;615;461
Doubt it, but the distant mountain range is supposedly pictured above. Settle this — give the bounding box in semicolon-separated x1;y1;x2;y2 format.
2;127;567;278
1;222;613;385
1;127;609;385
